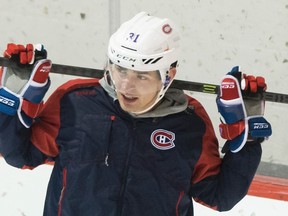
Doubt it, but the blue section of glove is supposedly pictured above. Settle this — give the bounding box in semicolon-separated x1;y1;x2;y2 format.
0;88;20;116
224;129;247;153
20;111;33;127
228;66;240;75
216;97;245;124
22;78;51;103
248;117;272;138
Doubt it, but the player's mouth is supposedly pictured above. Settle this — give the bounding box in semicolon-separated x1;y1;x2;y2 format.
121;94;138;103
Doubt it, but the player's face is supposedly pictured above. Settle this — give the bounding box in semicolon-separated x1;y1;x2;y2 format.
110;64;162;113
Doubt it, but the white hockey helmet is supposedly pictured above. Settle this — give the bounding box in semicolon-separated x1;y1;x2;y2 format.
106;12;181;113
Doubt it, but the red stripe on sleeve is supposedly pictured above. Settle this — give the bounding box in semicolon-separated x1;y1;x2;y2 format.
188;97;222;184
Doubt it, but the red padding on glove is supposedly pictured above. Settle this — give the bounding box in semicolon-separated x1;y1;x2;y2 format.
249;80;258;93
21;100;44;118
4;44;25;56
25;44;34;64
3;43;34;64
19;52;28;64
221;77;241;100
243;74;267;93
32;59;51;84
245;75;257;93
256;76;267;90
219;120;246;140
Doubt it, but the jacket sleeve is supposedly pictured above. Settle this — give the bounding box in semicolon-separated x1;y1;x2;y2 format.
188;97;262;211
0;92;60;169
0;113;49;168
0;78;99;170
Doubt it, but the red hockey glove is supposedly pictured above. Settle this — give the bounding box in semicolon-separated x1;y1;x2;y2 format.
0;43;51;128
4;43;47;65
216;66;272;153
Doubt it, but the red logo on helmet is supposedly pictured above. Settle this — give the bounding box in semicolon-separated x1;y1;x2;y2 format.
150;129;175;150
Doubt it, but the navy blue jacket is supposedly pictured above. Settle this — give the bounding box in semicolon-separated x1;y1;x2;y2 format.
0;79;262;216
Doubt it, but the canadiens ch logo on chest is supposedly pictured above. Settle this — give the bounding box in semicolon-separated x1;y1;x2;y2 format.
150;129;176;150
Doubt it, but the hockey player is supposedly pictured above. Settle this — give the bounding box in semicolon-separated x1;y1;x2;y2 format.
0;12;271;216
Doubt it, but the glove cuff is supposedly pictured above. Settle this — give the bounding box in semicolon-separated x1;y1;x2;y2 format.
248;116;272;138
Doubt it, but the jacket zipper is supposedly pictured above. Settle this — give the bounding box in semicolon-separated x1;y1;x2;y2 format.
117;120;137;216
104;115;116;166
58;167;67;216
